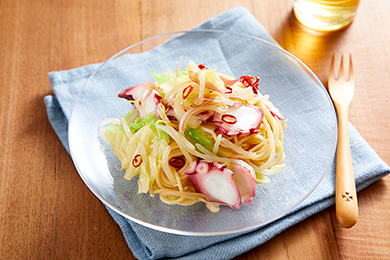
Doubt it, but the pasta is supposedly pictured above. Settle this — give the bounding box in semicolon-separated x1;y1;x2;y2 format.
99;60;287;212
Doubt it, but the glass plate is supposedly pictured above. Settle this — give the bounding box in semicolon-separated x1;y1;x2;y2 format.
68;30;337;236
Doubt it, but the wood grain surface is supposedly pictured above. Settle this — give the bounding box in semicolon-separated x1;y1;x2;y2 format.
1;0;389;259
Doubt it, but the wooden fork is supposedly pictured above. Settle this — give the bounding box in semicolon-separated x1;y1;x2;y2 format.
328;53;358;228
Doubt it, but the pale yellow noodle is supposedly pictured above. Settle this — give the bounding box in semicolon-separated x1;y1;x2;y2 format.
213;134;222;154
101;68;287;208
156;122;230;163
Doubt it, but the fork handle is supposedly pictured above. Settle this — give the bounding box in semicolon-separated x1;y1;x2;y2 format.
335;104;358;228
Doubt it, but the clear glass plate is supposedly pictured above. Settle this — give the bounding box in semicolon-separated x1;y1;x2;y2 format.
68;30;337;236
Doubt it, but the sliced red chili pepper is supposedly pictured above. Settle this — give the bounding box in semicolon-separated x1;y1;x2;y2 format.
221;114;237;125
251;86;259;95
169;156;186;169
198;64;207;70
225;86;233;94
239;76;260;94
132;154;142;167
239;76;249;87
182;85;194;99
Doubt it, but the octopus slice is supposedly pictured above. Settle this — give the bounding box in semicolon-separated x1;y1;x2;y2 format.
118;82;162;117
184;161;241;209
213;104;264;136
231;160;257;204
118;82;154;101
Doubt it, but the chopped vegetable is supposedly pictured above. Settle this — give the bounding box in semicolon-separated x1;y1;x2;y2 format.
100;60;287;212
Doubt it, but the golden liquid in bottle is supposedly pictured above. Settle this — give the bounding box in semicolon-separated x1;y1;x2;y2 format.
293;0;360;31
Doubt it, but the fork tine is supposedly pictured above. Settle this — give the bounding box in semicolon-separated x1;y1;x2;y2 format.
338;53;345;81
349;53;354;82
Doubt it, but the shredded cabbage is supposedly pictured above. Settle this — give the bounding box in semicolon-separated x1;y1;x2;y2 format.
99;60;287;210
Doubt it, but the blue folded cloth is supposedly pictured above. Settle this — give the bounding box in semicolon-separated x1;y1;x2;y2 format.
44;6;390;260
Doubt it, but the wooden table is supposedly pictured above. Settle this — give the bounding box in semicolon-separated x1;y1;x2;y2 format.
1;0;389;259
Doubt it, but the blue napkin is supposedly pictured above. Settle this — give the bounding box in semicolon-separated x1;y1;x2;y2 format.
44;7;390;260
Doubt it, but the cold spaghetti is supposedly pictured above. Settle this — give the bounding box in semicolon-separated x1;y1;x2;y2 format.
99;60;287;212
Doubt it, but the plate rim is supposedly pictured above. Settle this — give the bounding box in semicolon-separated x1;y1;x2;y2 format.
68;29;337;236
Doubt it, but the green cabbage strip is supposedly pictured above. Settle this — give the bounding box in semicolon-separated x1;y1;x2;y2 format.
124;109;137;123
104;114;169;173
129;117;145;133
105;124;124;132
255;173;271;184
151;69;188;84
185;128;213;151
144;116;170;144
185;127;232;157
104;125;125;161
128;116;170;144
104;120;166;194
